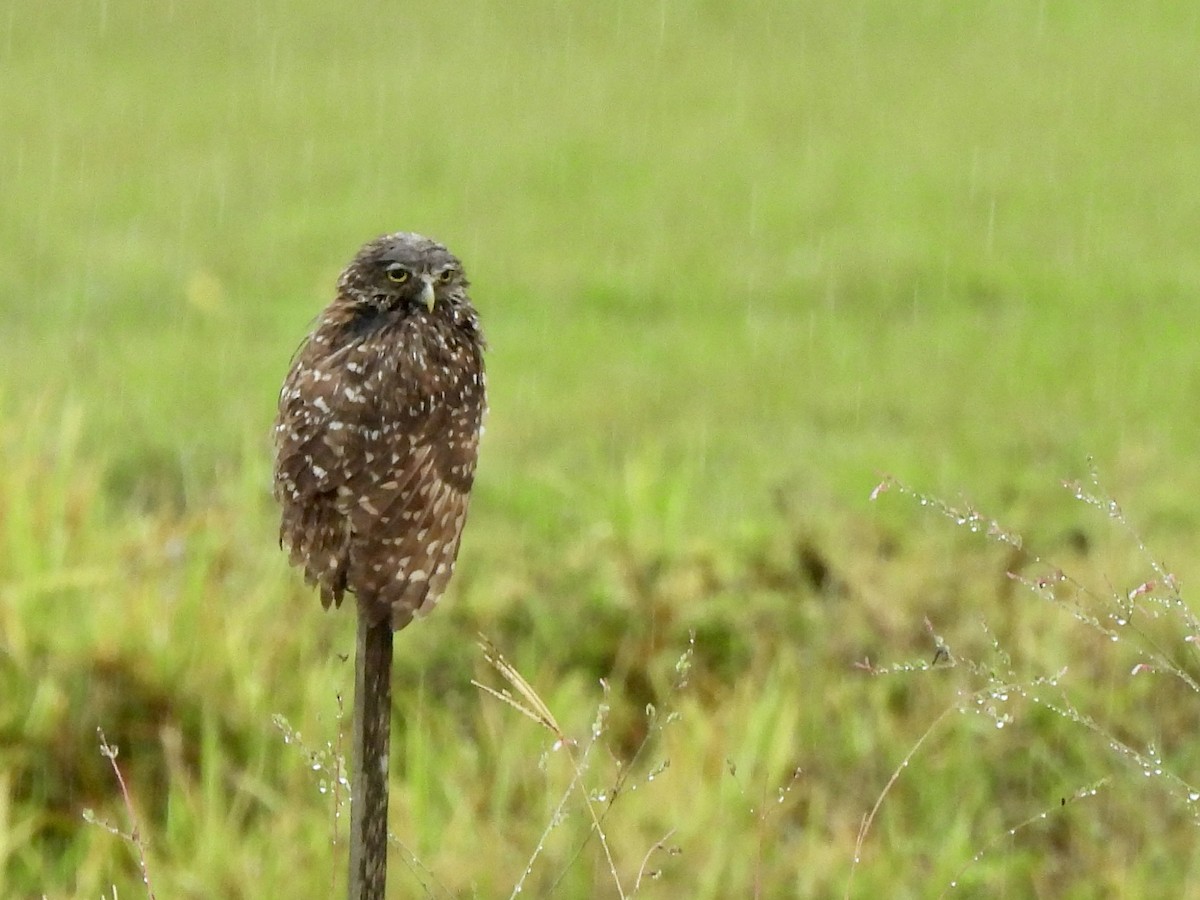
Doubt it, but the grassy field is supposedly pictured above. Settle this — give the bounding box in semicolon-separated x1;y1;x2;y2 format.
5;0;1200;896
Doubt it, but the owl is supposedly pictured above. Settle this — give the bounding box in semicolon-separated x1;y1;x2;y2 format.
273;232;486;631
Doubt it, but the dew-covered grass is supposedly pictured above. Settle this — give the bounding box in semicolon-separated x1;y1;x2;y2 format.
5;0;1200;896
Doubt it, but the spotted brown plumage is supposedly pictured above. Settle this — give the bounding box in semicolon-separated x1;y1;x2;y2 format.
273;232;486;631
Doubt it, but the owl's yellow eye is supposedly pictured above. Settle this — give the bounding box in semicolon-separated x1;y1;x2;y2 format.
437;268;454;284
385;264;410;284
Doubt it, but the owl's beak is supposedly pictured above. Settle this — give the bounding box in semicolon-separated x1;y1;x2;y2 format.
419;277;436;312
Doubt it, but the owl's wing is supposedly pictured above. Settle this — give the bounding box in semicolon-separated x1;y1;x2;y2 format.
343;432;476;630
273;338;377;606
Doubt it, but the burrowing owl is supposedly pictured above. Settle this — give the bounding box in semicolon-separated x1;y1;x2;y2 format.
273;232;486;630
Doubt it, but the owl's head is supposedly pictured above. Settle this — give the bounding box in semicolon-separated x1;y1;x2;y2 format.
337;232;469;315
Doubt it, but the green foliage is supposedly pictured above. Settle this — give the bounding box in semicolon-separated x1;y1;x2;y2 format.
4;0;1200;895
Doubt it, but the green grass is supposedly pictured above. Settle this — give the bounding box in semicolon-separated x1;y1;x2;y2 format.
5;0;1200;895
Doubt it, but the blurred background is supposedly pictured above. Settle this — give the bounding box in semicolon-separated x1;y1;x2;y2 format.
4;1;1200;896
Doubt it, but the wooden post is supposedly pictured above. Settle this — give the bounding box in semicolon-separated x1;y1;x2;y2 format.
348;612;394;899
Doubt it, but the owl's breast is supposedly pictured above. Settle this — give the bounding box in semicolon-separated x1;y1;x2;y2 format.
380;317;483;408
